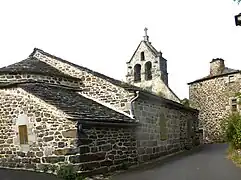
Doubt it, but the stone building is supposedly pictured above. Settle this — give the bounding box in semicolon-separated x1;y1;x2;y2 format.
126;28;180;103
0;31;201;176
188;58;241;143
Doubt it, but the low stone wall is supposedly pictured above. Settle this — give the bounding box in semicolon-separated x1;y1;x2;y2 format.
133;95;199;162
0;73;81;88
0;126;137;176
67;126;137;176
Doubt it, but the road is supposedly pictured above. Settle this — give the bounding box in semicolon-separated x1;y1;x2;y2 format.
112;144;241;180
0;168;59;180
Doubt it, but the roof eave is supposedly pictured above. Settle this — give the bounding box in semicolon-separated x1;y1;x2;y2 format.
187;70;240;85
68;119;141;127
0;70;81;82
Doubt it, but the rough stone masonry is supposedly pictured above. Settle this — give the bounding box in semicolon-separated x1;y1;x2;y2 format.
189;58;241;143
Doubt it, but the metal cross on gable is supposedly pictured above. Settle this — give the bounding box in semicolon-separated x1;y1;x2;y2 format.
144;27;148;36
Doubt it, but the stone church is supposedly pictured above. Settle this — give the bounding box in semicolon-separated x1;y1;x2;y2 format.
188;58;241;143
0;29;201;175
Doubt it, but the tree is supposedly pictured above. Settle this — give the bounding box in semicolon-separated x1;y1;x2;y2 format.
234;0;241;4
181;98;190;107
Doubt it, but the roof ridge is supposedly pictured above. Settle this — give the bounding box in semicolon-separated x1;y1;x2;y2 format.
144;41;159;55
32;48;144;89
31;48;179;103
188;70;240;85
0;81;82;91
0;55;80;81
78;92;135;120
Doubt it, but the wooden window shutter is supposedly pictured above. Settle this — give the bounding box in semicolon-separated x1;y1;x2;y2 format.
19;125;28;144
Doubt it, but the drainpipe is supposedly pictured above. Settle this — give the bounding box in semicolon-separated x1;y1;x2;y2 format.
129;91;140;119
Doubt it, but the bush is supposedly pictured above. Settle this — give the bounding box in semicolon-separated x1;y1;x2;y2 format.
121;161;129;170
50;165;57;173
57;165;78;180
222;112;241;149
157;91;164;97
41;164;49;173
227;145;241;167
181;98;189;107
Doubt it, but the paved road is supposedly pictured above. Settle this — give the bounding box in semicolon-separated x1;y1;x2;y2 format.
112;144;241;180
0;168;59;180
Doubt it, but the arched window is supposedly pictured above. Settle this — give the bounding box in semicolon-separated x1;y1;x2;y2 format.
145;61;152;80
134;64;141;82
141;52;145;61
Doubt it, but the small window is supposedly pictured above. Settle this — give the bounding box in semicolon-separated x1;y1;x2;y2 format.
232;99;237;104
19;125;28;144
229;75;235;83
232;105;237;111
231;98;237;112
141;52;145;61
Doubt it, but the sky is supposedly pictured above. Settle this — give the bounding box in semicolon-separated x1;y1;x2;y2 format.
0;0;241;99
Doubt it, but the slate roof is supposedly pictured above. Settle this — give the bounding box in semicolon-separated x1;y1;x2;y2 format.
17;82;135;123
32;48;180;102
0;47;180;103
31;48;144;90
0;56;79;80
188;67;240;85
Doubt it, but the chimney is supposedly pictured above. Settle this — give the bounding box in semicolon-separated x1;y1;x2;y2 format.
210;58;225;76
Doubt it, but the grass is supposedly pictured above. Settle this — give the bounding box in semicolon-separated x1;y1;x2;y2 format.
227;145;241;168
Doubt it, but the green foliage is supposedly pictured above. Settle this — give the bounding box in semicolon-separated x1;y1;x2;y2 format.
57;165;84;180
50;165;57;173
75;176;85;180
181;98;189;107
120;161;129;170
227;145;241;167
157;91;164;97
41;164;49;173
222;112;241;149
234;0;241;4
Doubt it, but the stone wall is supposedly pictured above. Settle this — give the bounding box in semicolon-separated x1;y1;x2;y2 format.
0;73;81;88
133;77;179;102
189;72;241;143
33;50;134;113
0;84;201;177
69;126;137;176
133;96;199;162
0;87;137;175
0;87;74;168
